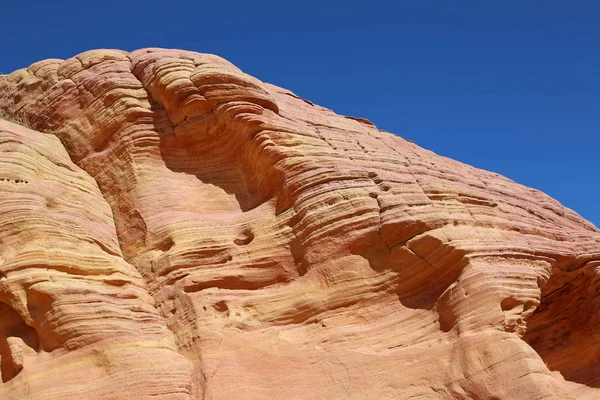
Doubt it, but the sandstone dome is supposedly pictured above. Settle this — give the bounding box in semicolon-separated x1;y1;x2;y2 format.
0;48;598;399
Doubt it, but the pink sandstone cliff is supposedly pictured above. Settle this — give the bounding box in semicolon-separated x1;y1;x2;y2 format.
0;48;598;399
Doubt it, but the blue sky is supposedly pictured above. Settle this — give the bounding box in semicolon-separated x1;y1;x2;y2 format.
1;1;598;227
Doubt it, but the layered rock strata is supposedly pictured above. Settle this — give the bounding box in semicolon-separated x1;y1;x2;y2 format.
0;49;598;399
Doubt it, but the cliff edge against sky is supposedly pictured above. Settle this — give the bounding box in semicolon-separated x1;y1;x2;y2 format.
0;48;598;399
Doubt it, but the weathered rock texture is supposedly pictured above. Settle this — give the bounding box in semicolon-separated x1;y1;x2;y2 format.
0;49;598;400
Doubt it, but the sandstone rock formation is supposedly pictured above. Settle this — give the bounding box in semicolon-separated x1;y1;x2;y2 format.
0;48;598;400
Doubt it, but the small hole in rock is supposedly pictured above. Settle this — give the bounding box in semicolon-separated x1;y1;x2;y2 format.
501;297;520;311
213;301;229;315
234;228;255;246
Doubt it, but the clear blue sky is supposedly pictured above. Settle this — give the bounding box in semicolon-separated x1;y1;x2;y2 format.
2;1;598;227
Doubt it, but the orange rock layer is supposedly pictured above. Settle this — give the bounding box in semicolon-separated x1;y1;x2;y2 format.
0;49;598;399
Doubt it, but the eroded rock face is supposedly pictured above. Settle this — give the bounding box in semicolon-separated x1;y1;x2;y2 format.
0;49;598;400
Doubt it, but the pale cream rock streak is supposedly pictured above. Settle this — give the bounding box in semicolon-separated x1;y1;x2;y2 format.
0;48;598;399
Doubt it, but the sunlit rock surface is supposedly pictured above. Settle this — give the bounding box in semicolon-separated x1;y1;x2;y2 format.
0;49;598;400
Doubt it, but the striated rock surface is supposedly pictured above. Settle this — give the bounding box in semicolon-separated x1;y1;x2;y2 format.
0;48;598;400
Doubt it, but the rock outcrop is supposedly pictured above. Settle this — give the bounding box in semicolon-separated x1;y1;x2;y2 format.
0;49;598;400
